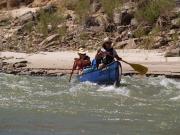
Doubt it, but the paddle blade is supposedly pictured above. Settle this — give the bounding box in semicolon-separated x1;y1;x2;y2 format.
129;63;148;75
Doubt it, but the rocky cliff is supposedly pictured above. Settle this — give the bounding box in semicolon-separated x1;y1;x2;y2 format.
0;0;180;56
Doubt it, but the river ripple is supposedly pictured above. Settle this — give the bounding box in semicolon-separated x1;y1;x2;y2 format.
0;74;180;135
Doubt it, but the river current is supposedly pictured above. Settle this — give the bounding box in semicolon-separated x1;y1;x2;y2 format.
0;73;180;135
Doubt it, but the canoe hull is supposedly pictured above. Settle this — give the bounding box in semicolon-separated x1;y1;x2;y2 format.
78;61;121;85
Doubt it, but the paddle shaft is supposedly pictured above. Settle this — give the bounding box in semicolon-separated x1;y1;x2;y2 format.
120;59;130;65
69;61;76;82
105;53;148;74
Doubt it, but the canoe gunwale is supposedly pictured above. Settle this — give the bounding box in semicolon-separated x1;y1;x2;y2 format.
80;61;121;76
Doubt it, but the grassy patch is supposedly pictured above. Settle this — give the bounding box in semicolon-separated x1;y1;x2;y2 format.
136;0;175;24
177;18;180;26
100;0;122;18
134;27;147;38
150;26;161;35
74;0;90;24
23;21;35;33
140;36;154;49
172;32;179;42
79;32;89;40
64;0;79;10
58;25;67;37
36;10;65;36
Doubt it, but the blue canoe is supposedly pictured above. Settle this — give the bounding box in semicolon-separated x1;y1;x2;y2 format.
78;61;122;85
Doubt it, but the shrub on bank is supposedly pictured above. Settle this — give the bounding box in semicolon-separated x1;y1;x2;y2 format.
36;10;65;35
100;0;122;18
74;0;90;24
136;0;175;24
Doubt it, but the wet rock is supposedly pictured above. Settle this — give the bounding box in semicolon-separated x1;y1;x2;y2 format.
5;69;20;74
13;62;27;68
46;70;65;76
30;69;47;75
0;59;3;69
165;48;180;57
2;63;14;71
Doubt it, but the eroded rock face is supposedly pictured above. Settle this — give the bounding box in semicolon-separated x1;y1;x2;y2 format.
0;0;34;9
7;0;20;9
0;0;7;9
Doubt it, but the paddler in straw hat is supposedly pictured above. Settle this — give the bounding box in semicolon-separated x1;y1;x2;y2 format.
69;48;91;81
75;48;91;70
93;37;122;69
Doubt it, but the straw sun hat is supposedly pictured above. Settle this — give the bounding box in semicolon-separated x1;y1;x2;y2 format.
78;48;87;55
103;37;112;44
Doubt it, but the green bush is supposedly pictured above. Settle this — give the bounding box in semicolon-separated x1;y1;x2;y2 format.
150;26;161;35
100;0;122;18
136;0;175;24
58;25;67;37
36;10;65;35
140;36;154;49
74;0;90;24
64;0;79;10
24;21;34;33
134;27;147;38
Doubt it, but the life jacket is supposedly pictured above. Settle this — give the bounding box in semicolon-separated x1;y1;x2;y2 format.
105;48;115;64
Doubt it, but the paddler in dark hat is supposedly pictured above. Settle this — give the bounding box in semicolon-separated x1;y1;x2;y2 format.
93;37;122;69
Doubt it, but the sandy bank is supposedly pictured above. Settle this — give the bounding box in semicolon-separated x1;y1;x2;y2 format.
0;49;180;77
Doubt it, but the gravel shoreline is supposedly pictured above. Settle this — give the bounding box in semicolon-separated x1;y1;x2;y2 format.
1;49;180;78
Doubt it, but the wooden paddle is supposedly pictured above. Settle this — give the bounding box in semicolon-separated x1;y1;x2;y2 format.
121;59;148;75
69;61;76;82
104;52;148;75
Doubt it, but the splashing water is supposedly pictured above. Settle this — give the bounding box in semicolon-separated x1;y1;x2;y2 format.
0;74;180;135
